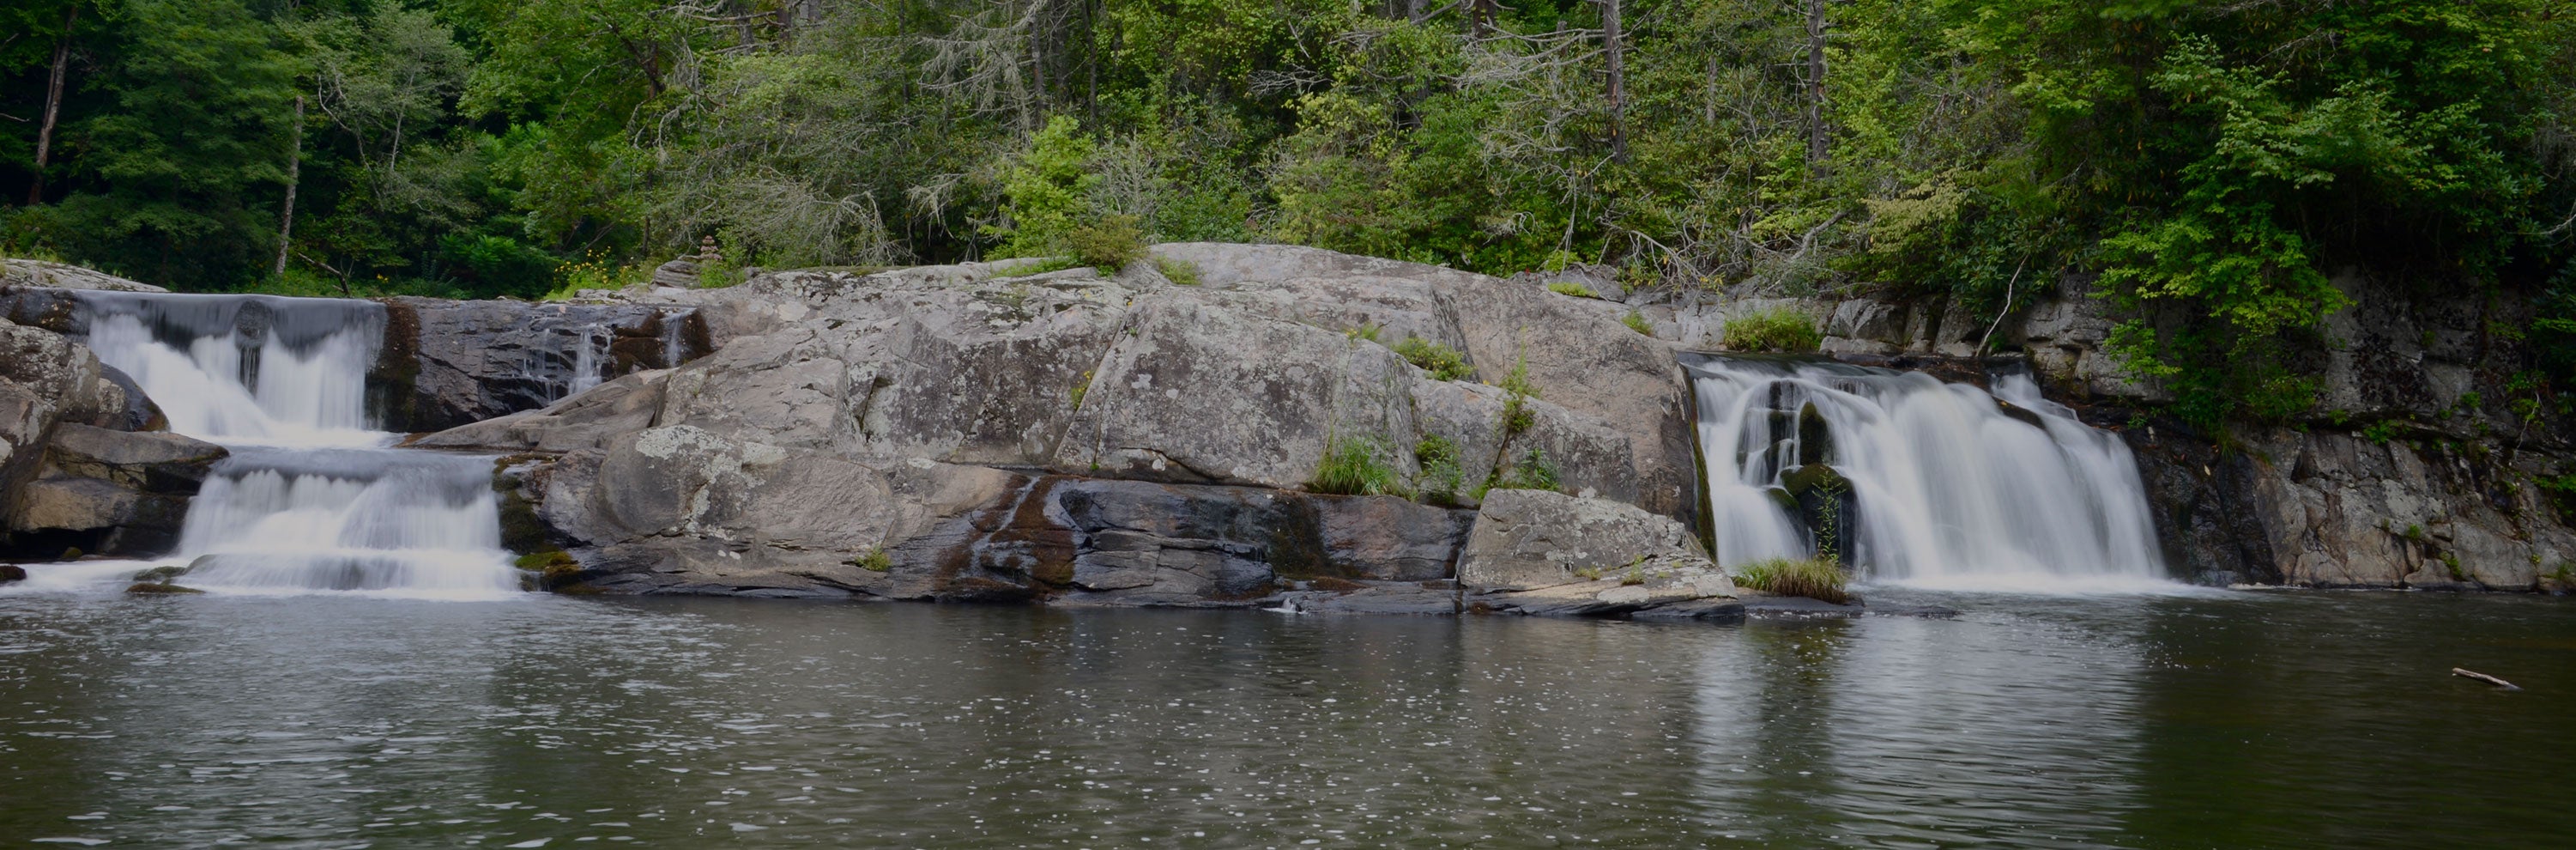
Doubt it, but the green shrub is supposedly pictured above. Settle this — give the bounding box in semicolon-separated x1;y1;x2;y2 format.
1623;311;1654;337
1546;281;1599;299
1153;256;1201;286
1346;323;1382;342
1066;214;1146;272
849;549;892;573
1722;307;1822;353
1731;556;1848;604
1393;337;1473;381
1311;437;1403;495
1497;356;1539;437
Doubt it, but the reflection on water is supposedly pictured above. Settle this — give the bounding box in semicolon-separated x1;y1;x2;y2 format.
0;591;2567;847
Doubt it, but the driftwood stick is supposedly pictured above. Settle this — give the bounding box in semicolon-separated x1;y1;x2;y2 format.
2452;668;2520;690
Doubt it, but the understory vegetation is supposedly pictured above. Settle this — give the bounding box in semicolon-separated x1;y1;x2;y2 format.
1720;307;1823;353
5;0;2575;427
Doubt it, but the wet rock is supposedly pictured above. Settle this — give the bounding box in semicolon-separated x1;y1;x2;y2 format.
1738;592;1866;618
1626;598;1750;622
1481;556;1736;617
1270;583;1460;616
124;581;204;594
0;563;24;583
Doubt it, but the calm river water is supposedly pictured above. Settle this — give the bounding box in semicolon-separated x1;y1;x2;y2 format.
1;587;2567;848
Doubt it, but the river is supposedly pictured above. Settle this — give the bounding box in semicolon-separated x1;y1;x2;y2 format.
2;587;2565;848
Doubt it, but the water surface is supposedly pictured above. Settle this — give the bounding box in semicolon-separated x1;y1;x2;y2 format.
2;589;2567;848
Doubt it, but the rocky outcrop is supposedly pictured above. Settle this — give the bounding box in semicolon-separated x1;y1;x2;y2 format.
0;315;213;559
6;424;225;556
2130;423;2576;591
416;245;1726;612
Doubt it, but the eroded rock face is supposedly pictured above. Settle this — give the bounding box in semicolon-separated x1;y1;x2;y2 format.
2130;423;2576;591
387;298;712;432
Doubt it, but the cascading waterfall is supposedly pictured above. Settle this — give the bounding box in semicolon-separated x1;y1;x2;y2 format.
1689;355;2168;591
78;292;384;446
53;291;520;598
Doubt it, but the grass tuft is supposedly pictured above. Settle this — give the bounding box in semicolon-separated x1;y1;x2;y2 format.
1545;281;1599;299
1730;556;1848;604
1311;437;1403;495
1623;311;1654;337
1152;256;1201;286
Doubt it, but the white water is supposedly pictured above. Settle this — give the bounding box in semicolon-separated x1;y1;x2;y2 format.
82;305;382;447
1690;357;2169;592
7;292;523;600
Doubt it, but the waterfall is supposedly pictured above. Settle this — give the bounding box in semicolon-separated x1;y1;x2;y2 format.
77;291;384;446
1688;356;2168;591
55;291;520;599
172;448;520;598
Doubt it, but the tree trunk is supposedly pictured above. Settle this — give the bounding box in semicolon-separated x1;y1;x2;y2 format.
1603;0;1626;162
1805;0;1829;166
275;94;305;277
27;4;78;207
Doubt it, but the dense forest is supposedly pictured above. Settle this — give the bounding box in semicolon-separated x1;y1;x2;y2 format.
5;0;2576;424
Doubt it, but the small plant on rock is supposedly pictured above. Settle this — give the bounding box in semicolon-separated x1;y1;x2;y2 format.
1393;337;1473;381
1546;281;1599;299
1731;556;1848;604
1485;446;1560;495
1623;311;1654;337
1152;256;1201;286
1311;437;1402;496
1414;434;1466;506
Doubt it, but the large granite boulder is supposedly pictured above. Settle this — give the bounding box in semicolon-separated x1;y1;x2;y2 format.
1457;488;1718;592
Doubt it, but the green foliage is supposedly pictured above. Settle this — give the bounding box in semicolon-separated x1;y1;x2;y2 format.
1545;281;1599;299
1413;434;1465;506
1153;256;1201;286
1497;355;1539;438
1622;311;1654;337
989;116;1099;260
848;549;892;573
1731;557;1848;605
2361;420;2402;445
1310;436;1402;496
0;0;2564;440
1722;307;1822;353
1392;337;1473;381
1345;323;1382;342
1487;446;1560;494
